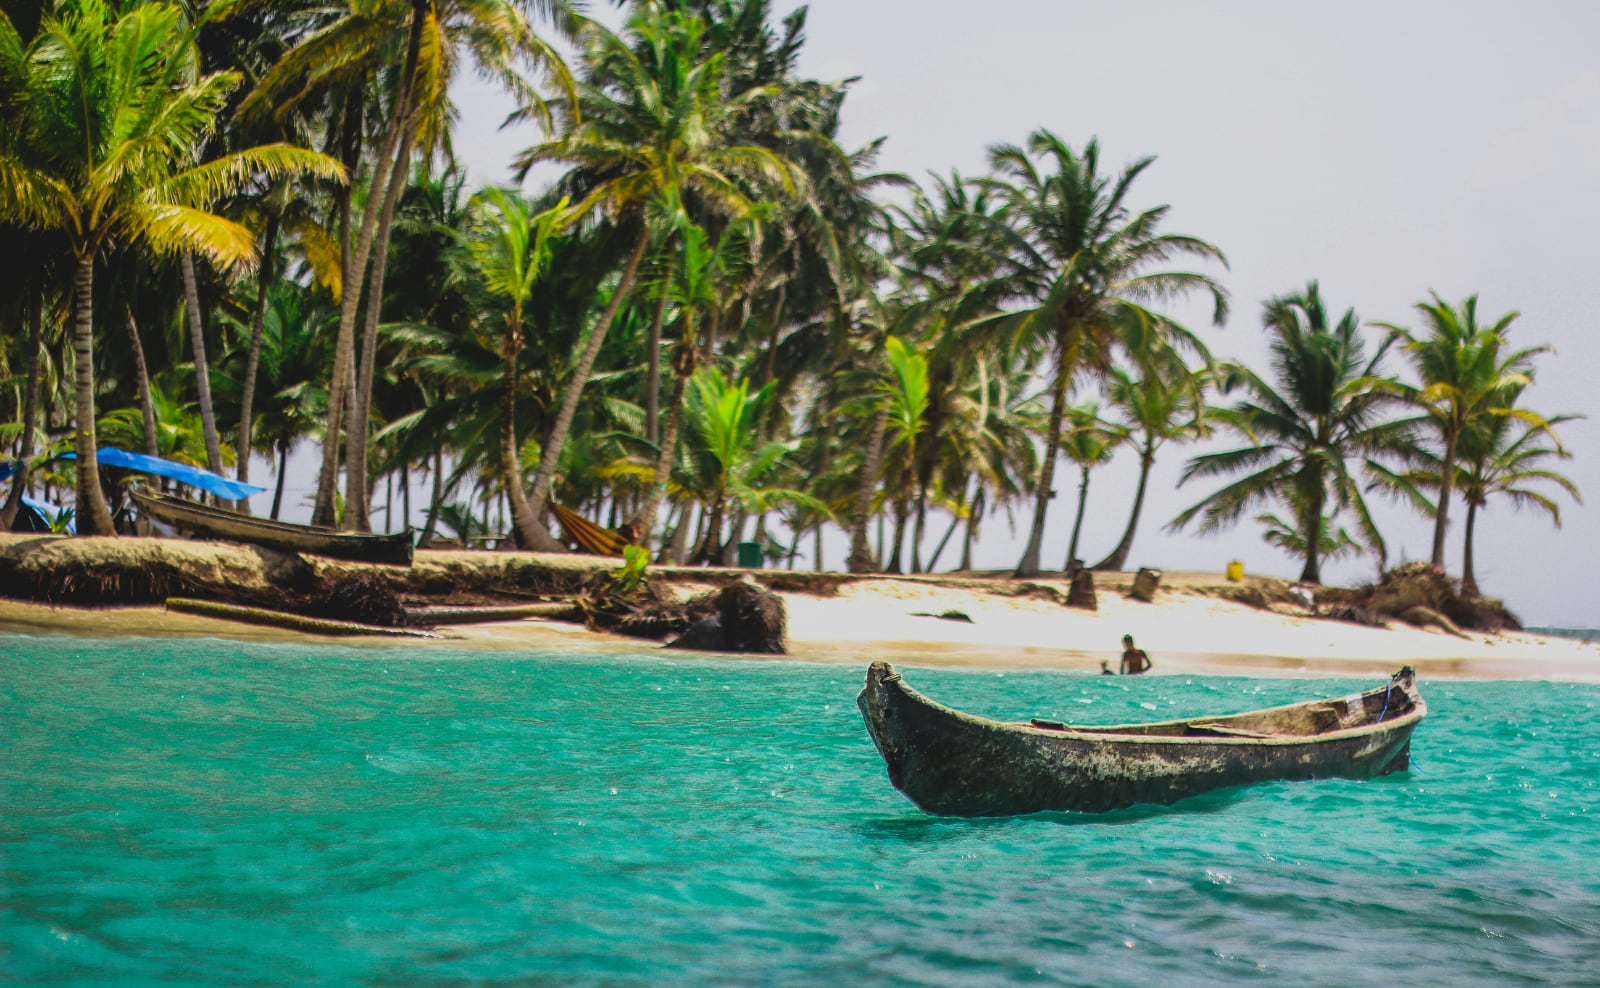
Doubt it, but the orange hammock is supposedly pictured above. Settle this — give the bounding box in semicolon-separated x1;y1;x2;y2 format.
550;503;633;557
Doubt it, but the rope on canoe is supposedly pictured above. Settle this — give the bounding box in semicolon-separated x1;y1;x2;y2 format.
1376;682;1394;724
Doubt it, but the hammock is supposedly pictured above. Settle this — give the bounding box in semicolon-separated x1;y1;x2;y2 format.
550;503;633;557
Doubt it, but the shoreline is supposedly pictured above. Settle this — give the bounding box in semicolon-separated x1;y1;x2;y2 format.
6;579;1598;682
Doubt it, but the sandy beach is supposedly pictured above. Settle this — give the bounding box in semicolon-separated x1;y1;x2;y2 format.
5;573;1597;682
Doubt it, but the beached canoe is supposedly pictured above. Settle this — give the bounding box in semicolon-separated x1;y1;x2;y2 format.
857;661;1426;816
132;489;414;566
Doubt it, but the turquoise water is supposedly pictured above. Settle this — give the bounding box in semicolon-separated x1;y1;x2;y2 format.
3;635;1598;986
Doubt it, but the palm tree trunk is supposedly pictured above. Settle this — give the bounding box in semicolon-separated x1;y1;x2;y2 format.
668;501;695;564
1;296;43;530
886;501;909;574
419;446;444;548
1462;497;1480;596
527;225;651;529
646;251;672;446
235;213;279;517
925;500;963;573
634;367;690;542
502;318;544;550
847;406;889;572
1430;431;1460;569
401;461;411;532
1092;446;1154;572
1015;346;1072;577
910;492;927;573
122;307;159;458
1064;465;1091;571
71;254;115;536
760;284;786;386
312;4;425;527
181;252;227;488
812;521;822;572
1300;473;1325;584
348;126;418;533
701;298;721;364
698;498;726;566
960;487;984;571
270;443;289;520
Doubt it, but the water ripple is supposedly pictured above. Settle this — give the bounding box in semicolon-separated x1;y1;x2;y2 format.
4;635;1599;985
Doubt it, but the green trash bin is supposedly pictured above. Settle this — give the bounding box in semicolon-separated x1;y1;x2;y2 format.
735;541;764;569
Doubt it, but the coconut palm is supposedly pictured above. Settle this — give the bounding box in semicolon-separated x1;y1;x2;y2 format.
876;335;929;573
1172;282;1415;583
1454;391;1580;595
675;366;824;564
245;0;575;530
960;133;1228;577
514;4;796;538
0;0;343;534
462;186;572;548
215;284;336;520
1377;293;1550;570
1377;385;1583;596
1058;401;1129;572
1091;355;1210;572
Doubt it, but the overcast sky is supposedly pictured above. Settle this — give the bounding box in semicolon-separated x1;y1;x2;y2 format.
428;0;1600;626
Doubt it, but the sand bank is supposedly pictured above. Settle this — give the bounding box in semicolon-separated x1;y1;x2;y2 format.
5;577;1597;682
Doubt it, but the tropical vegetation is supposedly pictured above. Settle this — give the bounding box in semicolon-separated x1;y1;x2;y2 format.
0;0;1580;602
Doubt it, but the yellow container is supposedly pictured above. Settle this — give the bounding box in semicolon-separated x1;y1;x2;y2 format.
1226;560;1244;582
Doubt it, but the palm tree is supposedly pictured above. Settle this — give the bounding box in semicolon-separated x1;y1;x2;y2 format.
462;187;572;548
1455;391;1580;595
960;133;1228;577
1377;385;1584;596
1172;282;1415;584
1057;401;1129;571
675;367;823;564
0;0;342;534
246;0;575;531
1378;293;1549;570
514;4;795;537
877;336;929;573
1091;356;1210;572
217;284;335;520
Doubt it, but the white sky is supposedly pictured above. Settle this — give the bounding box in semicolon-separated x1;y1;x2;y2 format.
379;0;1600;626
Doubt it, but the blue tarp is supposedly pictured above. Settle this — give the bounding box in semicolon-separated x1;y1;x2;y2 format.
62;448;266;500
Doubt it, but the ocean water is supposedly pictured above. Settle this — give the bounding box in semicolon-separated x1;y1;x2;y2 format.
2;635;1598;986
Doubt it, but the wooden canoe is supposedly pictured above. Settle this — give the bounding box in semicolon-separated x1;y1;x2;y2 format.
857;661;1426;817
132;489;414;566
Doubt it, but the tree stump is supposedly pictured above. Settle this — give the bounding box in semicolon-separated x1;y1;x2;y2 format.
1066;568;1098;610
1130;567;1162;603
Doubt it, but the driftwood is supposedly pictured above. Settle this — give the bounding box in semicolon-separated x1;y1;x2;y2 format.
406;602;583;625
166;597;444;638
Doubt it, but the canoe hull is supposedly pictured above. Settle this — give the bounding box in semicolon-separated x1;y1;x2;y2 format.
857;661;1423;817
132;489;414;566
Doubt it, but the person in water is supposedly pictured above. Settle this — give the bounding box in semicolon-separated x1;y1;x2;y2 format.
1099;659;1115;676
1119;634;1152;675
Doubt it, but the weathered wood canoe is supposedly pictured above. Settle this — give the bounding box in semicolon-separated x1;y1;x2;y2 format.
857;661;1426;817
132;489;414;566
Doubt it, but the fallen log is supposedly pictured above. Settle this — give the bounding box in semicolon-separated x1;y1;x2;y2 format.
405;602;583;625
166;597;445;638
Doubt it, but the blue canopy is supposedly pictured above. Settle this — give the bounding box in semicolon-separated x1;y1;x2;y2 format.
0;460;14;484
62;448;266;500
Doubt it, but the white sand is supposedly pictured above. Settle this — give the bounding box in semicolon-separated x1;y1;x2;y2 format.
4;578;1597;682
